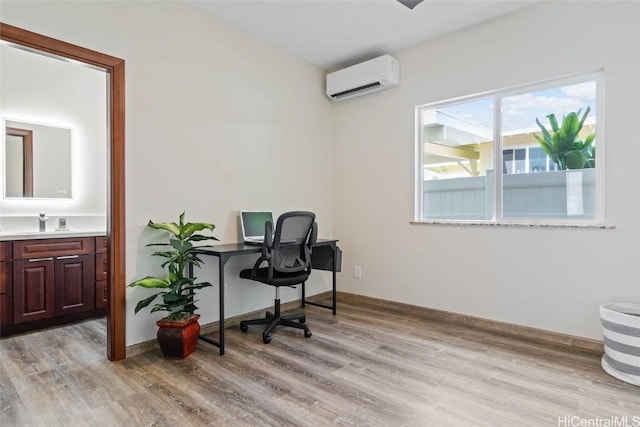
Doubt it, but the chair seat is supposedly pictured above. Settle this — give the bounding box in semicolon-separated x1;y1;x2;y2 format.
239;267;309;286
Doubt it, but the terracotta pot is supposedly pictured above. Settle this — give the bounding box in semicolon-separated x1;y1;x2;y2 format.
156;314;200;359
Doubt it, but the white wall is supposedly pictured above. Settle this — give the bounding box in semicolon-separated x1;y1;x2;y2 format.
333;1;640;340
0;1;334;345
3;0;637;347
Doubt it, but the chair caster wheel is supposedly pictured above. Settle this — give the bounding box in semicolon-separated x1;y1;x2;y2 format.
304;329;312;338
299;316;306;324
263;334;272;344
240;323;248;333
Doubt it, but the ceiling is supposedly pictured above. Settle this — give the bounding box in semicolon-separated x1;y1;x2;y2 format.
188;0;542;71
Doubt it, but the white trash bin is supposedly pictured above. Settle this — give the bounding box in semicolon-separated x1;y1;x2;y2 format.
600;302;640;386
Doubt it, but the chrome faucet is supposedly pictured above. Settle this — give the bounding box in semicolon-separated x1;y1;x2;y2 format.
39;213;49;232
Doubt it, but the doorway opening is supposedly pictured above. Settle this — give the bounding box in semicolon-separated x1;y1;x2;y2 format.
0;23;126;360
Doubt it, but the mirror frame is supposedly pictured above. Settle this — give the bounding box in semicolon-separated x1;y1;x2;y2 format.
0;23;126;361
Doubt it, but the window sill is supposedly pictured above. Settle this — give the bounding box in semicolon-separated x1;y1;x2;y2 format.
410;220;615;230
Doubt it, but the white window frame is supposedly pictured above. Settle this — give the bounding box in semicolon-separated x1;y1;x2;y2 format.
415;71;605;226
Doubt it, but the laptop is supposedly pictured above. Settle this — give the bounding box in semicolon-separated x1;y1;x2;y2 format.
240;210;274;245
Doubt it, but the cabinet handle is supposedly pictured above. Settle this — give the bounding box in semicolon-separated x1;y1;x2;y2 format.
29;257;54;262
56;255;79;260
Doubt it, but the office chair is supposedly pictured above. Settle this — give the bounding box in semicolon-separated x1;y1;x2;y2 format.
239;211;317;344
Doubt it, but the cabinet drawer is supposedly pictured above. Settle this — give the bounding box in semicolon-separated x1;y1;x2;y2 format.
0;242;10;262
96;280;108;309
13;237;94;260
95;236;109;254
96;253;108;281
0;261;8;294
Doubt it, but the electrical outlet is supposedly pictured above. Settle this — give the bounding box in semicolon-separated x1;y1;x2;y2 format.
354;266;362;278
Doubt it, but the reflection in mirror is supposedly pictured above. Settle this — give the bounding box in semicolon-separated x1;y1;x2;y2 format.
5;126;32;197
3;119;73;199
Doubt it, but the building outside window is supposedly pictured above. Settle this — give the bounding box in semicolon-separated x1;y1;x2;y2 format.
503;146;558;175
416;72;601;224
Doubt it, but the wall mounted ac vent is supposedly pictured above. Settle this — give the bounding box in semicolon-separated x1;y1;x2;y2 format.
326;55;399;102
330;82;382;100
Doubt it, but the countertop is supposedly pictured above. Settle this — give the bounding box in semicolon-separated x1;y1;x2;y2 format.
0;230;106;241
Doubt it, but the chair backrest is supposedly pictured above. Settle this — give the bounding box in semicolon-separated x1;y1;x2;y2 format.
268;211;317;274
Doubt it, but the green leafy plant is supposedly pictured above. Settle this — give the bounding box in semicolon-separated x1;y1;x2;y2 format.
128;212;218;321
533;107;595;170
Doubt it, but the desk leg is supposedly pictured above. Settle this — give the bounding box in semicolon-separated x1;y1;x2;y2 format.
304;243;338;315
218;255;225;355
332;243;337;315
197;254;226;355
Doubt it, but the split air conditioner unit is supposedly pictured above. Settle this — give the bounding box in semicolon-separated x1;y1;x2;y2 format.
326;54;400;101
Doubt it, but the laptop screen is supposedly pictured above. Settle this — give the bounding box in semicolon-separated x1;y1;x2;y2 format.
240;210;274;239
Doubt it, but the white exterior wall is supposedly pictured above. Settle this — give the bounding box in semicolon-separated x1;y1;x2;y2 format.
333;1;640;340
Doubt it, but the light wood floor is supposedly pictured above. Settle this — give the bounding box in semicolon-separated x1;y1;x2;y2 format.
1;298;638;426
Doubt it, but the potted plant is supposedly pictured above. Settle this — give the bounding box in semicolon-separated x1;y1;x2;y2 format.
128;212;218;358
533;106;595;170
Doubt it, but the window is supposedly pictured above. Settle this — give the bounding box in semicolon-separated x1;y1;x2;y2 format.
416;73;601;224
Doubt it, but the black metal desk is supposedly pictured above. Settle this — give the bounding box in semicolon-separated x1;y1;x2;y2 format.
196;239;340;355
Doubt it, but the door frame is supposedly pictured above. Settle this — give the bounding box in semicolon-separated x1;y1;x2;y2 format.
0;23;126;360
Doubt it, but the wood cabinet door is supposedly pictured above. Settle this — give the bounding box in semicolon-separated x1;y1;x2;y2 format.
54;254;95;315
0;242;10;325
0;294;9;326
0;261;11;326
13;258;55;323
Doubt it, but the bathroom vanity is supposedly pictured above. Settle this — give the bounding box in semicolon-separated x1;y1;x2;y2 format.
0;234;108;336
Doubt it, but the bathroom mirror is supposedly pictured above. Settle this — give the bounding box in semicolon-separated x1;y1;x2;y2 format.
4;119;73;199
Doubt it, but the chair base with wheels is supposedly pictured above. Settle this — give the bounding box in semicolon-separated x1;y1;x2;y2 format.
240;287;311;344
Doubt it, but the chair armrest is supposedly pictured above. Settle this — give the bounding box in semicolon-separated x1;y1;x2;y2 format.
250;255;269;279
262;220;274;258
307;222;318;248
